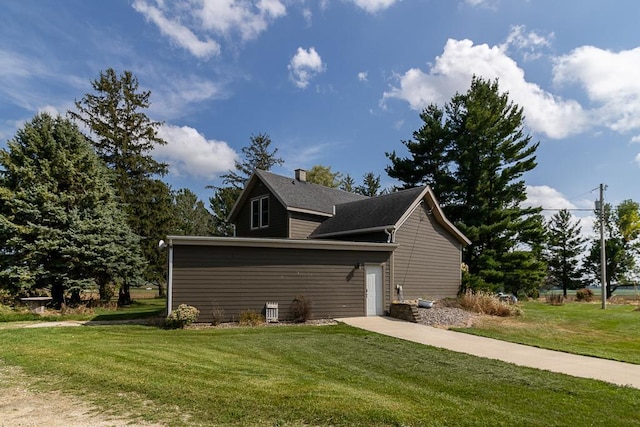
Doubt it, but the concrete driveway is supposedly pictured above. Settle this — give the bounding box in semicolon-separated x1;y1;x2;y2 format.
338;316;640;389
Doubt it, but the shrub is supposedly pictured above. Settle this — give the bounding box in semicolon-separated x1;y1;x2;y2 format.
545;293;565;306
575;288;594;302
458;290;521;317
289;295;313;323
211;307;225;326
166;304;200;329
239;310;264;326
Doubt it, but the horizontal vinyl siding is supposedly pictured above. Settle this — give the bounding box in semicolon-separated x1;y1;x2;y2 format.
289;212;325;238
172;245;391;322
394;203;462;300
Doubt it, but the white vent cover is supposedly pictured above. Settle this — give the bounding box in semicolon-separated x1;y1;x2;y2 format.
265;302;279;323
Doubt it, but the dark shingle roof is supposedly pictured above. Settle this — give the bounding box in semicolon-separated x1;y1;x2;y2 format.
311;186;427;236
256;170;368;215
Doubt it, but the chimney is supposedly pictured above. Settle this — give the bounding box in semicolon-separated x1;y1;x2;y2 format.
295;168;307;182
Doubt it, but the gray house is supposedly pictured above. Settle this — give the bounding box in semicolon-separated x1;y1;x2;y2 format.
166;169;470;322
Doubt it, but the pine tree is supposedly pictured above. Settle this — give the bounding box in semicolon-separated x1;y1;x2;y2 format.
545;209;586;296
356;172;381;197
172;188;215;236
0;114;144;306
70;68;171;304
209;133;283;236
386;76;545;294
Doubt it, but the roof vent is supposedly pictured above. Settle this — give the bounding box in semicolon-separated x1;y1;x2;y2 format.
295;168;307;182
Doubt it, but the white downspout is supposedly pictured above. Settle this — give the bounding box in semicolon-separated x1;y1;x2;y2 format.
385;228;396;305
167;241;174;315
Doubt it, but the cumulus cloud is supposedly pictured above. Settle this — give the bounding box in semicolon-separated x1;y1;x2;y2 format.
349;0;400;13
382;37;589;139
288;47;325;89
553;45;640;133
358;71;368;82
132;0;286;58
154;124;238;179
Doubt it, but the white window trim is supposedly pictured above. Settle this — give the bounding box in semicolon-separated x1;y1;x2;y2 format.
250;195;269;229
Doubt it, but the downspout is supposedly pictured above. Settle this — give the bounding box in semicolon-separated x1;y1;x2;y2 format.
384;228;396;305
167;239;174;315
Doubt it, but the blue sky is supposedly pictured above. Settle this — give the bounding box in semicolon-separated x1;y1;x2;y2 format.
2;0;640;235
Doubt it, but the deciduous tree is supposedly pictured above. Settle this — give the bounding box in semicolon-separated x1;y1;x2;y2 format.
172;188;214;236
306;165;342;188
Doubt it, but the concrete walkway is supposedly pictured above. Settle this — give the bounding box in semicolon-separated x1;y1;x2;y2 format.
338;316;640;389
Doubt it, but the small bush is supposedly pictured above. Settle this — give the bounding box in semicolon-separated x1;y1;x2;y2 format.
458;290;521;317
289;295;313;323
545;293;565;306
166;304;200;328
211;307;225;326
239;310;264;326
575;288;594;302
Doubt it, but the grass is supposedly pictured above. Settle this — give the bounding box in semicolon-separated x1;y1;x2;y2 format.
0;298;165;323
1;324;639;426
457;301;640;364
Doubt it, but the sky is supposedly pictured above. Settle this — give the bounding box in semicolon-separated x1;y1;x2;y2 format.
2;0;640;236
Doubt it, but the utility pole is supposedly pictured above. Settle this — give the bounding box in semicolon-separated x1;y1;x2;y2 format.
599;183;607;310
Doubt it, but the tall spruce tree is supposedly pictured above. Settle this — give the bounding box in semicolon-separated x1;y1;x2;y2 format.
386;76;545;294
70;68;171;304
209;133;283;236
545;209;586;296
0;114;144;306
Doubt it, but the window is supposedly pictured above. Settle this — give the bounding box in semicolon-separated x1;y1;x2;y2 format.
251;195;269;229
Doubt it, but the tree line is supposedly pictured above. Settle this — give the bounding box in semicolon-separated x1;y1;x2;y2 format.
1;70;638;308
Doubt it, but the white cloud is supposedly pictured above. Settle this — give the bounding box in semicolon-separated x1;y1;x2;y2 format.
288;47;325;89
358;71;368;82
150;75;227;120
132;0;286;59
349;0;400;13
553;45;640;133
132;0;220;59
502;25;553;61
154;124;238;179
382;38;589;139
636;153;640;166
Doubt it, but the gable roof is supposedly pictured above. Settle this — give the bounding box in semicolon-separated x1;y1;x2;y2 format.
228;169;368;222
310;186;471;246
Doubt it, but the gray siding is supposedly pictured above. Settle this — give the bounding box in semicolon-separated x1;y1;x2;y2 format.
289;212;325;238
234;181;288;238
393;203;462;300
172;245;391;322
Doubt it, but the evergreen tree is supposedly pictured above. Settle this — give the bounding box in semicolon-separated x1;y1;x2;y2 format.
70;68;170;304
339;174;356;193
0;114;144;306
171;188;215;236
386;76;545;294
209;133;283;236
356;172;381;197
545;209;586;296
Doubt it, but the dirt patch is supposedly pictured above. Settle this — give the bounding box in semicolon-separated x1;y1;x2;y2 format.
0;364;164;427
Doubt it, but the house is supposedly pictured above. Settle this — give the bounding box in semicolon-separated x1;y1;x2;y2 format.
166;169;470;322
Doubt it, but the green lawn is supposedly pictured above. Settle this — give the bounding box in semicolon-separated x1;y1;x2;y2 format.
457;301;640;364
1;323;639;426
